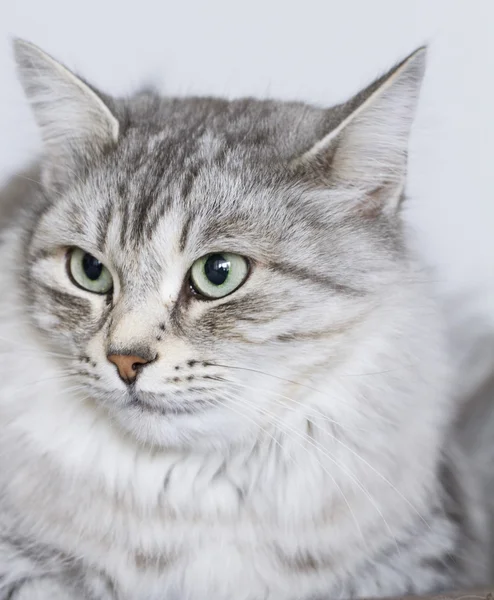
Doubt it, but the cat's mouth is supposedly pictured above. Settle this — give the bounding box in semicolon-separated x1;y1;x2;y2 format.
125;389;216;416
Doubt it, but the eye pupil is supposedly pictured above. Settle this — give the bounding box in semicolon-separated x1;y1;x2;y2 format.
204;254;230;286
82;253;103;281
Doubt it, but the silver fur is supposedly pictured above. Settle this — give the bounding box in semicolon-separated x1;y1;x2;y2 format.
0;40;492;599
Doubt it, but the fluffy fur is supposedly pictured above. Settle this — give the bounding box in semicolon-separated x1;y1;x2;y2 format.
0;40;491;599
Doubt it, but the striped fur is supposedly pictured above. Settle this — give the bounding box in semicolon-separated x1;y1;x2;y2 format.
0;40;491;599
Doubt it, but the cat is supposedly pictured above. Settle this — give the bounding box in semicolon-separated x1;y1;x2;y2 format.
0;39;491;600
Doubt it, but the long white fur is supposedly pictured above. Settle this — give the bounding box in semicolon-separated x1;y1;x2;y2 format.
0;40;490;600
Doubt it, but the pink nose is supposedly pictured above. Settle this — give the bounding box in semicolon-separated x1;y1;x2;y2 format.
107;354;150;384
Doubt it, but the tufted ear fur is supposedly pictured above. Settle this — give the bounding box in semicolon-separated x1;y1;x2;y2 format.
13;39;119;190
293;47;426;215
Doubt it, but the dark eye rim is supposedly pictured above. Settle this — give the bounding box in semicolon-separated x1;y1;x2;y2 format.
187;253;252;301
65;247;114;296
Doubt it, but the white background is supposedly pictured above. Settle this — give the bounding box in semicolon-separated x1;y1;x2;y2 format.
0;0;493;375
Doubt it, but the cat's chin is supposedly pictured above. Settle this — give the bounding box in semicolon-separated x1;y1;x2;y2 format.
127;389;217;417
100;392;254;450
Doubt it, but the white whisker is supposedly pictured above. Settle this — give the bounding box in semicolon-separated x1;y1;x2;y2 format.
217;376;371;433
6;372;78;395
220;390;370;549
210;362;391;422
223;377;428;533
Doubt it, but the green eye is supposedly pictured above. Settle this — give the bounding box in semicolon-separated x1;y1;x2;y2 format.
67;248;113;295
190;253;249;299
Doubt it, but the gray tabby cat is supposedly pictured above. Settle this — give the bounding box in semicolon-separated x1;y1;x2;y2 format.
0;39;491;599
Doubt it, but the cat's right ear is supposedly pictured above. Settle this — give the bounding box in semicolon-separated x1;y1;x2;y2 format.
13;39;119;189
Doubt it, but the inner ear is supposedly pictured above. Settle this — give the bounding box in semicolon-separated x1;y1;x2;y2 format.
13;39;119;191
357;183;407;219
291;47;426;215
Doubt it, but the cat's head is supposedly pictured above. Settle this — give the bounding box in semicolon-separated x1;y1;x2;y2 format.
13;39;427;450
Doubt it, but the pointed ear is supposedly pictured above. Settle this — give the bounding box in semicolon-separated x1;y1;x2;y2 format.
293;47;426;215
13;39;119;188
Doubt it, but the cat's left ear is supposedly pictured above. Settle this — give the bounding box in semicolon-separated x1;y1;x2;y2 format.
13;39;119;189
293;47;426;215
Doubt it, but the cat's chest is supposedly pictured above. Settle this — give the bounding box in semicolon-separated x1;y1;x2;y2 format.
100;518;284;600
59;484;326;600
84;508;341;600
0;371;348;598
41;461;349;600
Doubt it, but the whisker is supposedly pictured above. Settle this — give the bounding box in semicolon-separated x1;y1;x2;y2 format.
224;385;408;554
3;383;91;411
208;392;292;463
210;363;390;423
220;391;369;549
218;376;371;433
6;372;78;395
312;414;431;529
210;362;398;403
220;376;430;531
0;336;73;361
0;348;73;361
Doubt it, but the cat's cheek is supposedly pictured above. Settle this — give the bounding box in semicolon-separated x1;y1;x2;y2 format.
34;312;61;331
84;328;120;382
26;269;108;348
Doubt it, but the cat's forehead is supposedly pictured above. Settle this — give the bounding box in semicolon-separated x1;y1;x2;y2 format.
102;94;333;189
92;152;283;259
76;100;308;252
61;136;282;284
121;94;329;154
70;95;334;251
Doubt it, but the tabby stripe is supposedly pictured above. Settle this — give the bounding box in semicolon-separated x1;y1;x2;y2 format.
179;214;193;253
271;261;363;296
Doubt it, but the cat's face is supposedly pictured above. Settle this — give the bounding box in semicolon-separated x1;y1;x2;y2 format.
24;138;376;448
14;40;426;449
